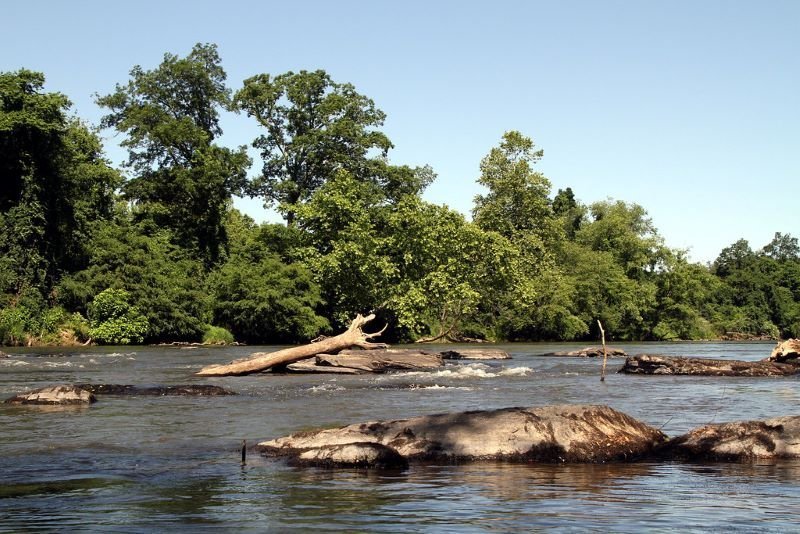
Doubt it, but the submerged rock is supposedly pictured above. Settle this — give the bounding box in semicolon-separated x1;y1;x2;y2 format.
4;385;96;405
73;384;236;396
545;346;627;358
768;339;800;363
290;443;409;469
620;354;800;376
259;404;666;465
664;416;800;460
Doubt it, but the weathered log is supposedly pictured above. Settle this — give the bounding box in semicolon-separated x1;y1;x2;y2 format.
544;346;627;358
314;349;443;372
663;416;800;460
440;349;511;360
259;404;667;464
196;314;388;377
285;358;365;374
73;384;236;396
4;385;96;405
620;354;800;376
768;339;800;363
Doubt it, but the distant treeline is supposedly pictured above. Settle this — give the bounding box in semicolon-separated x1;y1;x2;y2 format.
1;43;798;346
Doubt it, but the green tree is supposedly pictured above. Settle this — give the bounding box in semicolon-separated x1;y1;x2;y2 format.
0;69;120;308
58;212;208;341
96;43;250;266
205;209;329;343
234;69;431;224
472;131;560;256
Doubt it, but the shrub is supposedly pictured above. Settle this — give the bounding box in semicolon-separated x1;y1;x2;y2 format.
202;325;235;345
88;289;149;345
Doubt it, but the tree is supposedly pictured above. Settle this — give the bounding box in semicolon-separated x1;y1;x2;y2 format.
761;232;799;261
96;43;250;266
58;213;208;342
472;131;560;254
234;69;429;224
88;288;149;345
0;69;120;306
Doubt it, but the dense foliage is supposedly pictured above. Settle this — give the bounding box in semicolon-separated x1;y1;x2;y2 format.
1;44;797;345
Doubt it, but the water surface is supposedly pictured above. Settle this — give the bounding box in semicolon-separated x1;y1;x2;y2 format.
1;342;797;531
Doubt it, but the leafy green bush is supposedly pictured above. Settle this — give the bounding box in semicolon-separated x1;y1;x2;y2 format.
202;325;235;345
0;306;34;345
88;289;149;345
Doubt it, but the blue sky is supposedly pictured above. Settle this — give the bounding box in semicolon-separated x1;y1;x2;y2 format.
3;0;798;263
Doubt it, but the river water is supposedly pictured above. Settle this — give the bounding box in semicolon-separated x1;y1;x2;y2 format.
1;342;798;531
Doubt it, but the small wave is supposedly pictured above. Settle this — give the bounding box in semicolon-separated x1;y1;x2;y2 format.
498;367;534;377
407;384;473;391
43;361;74;368
308;384;346;392
0;359;29;367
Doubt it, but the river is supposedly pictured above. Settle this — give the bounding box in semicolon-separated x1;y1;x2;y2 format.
1;342;798;531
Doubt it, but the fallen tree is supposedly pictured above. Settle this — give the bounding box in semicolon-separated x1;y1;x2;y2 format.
195;314;388;377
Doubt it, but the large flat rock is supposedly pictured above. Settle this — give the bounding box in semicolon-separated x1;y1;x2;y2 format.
259;404;666;465
620;354;800;376
284;349;444;374
664;416;800;460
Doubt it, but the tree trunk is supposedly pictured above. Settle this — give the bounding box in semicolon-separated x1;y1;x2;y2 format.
195;314;388;377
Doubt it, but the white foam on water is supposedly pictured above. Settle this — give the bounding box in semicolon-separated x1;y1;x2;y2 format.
0;359;29;367
395;363;534;380
308;383;346;393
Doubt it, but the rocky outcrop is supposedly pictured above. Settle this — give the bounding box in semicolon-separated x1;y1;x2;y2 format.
73;384;237;396
620;354;800;376
259;405;667;466
4;385;96;405
545;346;627;358
440;349;511;360
663;416;800;460
768;339;800;363
289;443;409;469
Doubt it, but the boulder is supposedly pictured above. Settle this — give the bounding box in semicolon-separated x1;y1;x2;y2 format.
663;416;800;460
620;354;800;376
440;349;511;360
545;346;627;358
768;339;800;363
4;385;96;405
259;405;666;464
73;384;236;396
289;443;409;469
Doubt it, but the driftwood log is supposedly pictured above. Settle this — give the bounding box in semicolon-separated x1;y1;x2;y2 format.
620;354;800;376
768;339;800;363
196;314;388;377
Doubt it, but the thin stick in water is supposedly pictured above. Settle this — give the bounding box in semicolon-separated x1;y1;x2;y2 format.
597;320;608;382
241;439;247;465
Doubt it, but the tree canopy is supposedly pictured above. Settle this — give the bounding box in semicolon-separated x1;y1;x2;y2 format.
1;44;798;346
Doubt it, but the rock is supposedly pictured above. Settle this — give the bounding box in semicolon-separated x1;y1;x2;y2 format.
0;350;8;358
289;443;409;469
663;416;800;460
259;404;666;464
73;384;237;396
4;385;96;405
768;339;800;363
545;346;627;358
620;354;800;376
440;349;511;360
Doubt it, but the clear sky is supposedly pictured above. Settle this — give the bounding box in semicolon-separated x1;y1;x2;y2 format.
3;0;798;263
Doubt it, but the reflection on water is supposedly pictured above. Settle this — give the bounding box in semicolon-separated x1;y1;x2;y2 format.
1;342;798;530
